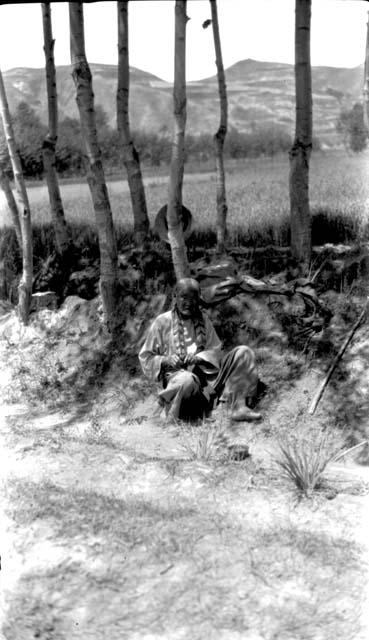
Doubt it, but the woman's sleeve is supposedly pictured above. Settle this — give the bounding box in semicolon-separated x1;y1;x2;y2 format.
204;314;222;353
138;318;166;381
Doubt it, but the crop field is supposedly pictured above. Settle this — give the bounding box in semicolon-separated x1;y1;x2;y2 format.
0;150;368;245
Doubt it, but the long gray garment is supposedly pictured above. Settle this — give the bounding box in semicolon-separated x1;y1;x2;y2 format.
159;345;258;420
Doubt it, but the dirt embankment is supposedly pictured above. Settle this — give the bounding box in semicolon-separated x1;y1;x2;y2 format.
0;292;369;639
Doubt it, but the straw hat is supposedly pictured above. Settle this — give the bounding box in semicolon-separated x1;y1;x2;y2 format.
154;204;192;243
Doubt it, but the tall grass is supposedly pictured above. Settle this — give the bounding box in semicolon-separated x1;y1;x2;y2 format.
1;151;368;304
1;151;369;243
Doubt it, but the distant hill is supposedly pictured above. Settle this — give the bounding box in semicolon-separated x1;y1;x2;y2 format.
2;59;364;147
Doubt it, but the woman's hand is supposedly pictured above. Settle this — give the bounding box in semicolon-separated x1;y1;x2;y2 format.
162;354;183;369
183;354;202;366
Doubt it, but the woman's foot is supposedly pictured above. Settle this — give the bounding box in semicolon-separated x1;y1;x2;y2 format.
231;394;262;422
231;406;262;422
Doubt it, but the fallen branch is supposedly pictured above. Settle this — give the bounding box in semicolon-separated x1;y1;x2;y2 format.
308;299;369;415
201;275;295;307
200;275;330;331
229;245;291;256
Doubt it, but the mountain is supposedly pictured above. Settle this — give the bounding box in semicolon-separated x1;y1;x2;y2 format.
2;59;364;147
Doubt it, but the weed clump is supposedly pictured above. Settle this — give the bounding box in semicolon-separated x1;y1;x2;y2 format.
180;423;228;462
275;425;367;498
276;432;340;498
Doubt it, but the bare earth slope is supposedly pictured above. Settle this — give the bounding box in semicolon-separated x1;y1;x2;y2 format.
2;59;363;146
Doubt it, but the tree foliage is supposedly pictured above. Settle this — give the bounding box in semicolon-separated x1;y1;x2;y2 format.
336;103;368;153
0;102;320;180
0;101;47;178
14;102;47;177
56;116;84;174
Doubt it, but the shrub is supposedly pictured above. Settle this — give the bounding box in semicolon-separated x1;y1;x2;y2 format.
336;103;368;153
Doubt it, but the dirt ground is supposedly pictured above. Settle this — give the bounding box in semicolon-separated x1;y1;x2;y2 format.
1;302;369;640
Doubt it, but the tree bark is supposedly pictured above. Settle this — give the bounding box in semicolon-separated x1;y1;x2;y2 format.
69;2;118;329
41;2;70;255
117;0;150;245
0;69;32;324
289;0;312;268
0;167;22;248
167;0;190;281
363;11;369;131
210;0;228;253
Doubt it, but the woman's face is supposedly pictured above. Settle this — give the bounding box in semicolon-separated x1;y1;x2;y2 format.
176;290;200;318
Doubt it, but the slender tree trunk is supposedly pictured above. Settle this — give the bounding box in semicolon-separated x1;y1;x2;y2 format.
167;0;190;281
117;0;150;245
0;69;32;324
0;167;22;248
363;11;369;131
0;234;7;299
69;2;118;329
289;0;312;268
209;0;228;253
41;2;70;255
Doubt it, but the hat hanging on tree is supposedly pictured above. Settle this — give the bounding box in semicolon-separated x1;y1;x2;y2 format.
154;204;193;244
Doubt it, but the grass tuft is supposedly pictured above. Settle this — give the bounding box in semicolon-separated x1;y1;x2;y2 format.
180;422;228;462
276;432;338;497
276;429;368;498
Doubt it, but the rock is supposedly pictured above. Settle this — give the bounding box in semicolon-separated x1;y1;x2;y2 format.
66;266;99;298
227;444;251;461
31;291;57;312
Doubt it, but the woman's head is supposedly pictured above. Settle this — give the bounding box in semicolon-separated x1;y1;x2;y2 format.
175;278;201;318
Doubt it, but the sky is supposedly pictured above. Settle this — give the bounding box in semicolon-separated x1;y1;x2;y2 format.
0;0;368;82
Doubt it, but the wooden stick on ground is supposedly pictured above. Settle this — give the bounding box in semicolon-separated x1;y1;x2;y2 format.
333;440;368;463
308;299;369;415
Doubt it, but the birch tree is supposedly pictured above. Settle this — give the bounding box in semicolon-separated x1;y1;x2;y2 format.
167;0;190;280
41;1;70;255
0;166;21;248
0;69;32;323
69;2;118;328
289;0;312;268
117;0;150;244
363;10;369;131
205;0;228;253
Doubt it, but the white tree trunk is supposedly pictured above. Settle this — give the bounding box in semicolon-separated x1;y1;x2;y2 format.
117;0;150;245
167;0;190;281
363;11;369;131
210;0;228;253
0;69;32;324
42;2;70;255
69;2;118;329
289;0;312;268
0;167;22;248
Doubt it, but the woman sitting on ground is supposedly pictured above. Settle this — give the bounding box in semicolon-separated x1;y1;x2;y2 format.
139;278;263;423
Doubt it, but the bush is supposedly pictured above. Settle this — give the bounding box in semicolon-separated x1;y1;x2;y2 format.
336;103;368;153
1;104;310;180
56;117;84;175
224;126;292;159
0;101;47;179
